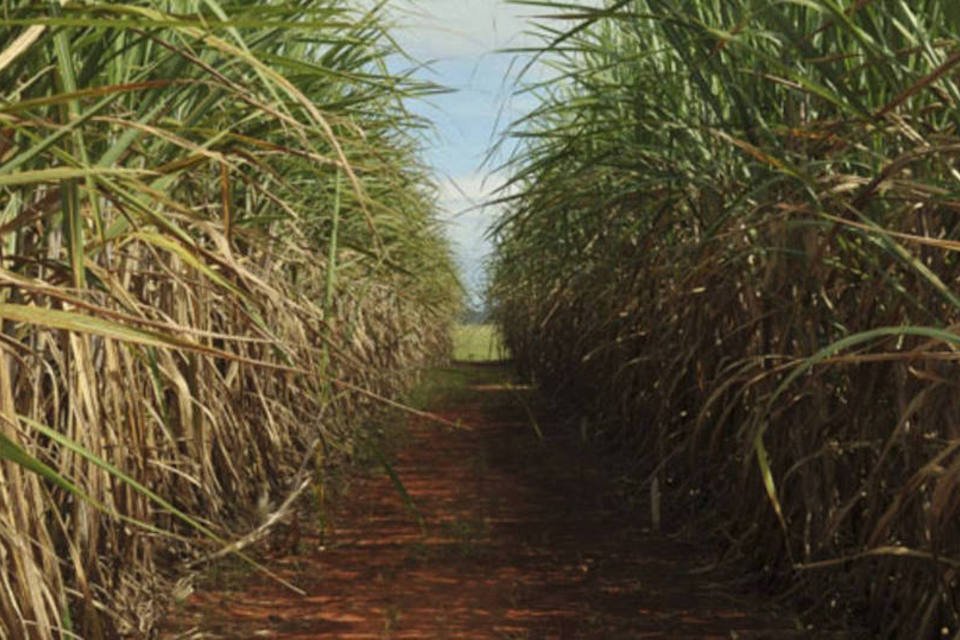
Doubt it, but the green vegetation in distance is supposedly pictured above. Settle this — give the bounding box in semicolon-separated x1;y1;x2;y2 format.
453;324;507;362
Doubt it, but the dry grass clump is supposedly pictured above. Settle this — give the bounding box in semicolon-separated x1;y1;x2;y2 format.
492;1;960;636
0;2;457;637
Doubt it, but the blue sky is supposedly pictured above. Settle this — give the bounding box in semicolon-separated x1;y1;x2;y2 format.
386;1;544;305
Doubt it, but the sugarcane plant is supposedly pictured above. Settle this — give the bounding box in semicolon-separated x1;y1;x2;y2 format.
0;1;458;637
492;1;960;636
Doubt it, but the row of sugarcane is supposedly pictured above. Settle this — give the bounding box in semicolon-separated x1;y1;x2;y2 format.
0;1;459;638
491;1;960;637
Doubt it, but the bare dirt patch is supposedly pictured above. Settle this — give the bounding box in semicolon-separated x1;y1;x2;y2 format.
161;363;808;639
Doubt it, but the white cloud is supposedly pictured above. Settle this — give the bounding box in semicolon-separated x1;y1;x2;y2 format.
439;172;501;206
437;173;502;246
388;0;538;59
435;171;510;298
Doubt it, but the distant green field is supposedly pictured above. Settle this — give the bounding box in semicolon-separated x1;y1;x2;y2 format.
452;324;507;362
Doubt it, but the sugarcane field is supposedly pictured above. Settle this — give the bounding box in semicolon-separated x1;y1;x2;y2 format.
1;1;960;638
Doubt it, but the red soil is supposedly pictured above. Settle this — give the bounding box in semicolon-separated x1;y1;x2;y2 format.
161;363;807;639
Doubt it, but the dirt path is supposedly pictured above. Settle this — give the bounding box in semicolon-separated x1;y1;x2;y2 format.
162;363;807;639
